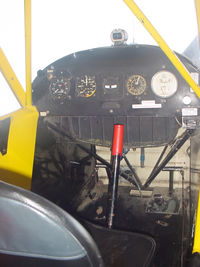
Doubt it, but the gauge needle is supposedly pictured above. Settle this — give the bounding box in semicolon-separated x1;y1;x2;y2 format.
161;86;166;96
136;76;140;85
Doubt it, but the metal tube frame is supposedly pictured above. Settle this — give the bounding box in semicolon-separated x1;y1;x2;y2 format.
0;0;32;111
24;0;32;106
143;129;194;189
195;0;200;46
0;48;25;107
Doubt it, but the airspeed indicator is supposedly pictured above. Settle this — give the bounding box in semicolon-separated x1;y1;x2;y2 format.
76;75;96;98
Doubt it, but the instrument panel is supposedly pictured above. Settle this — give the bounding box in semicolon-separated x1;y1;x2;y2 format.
33;44;200;113
32;44;200;147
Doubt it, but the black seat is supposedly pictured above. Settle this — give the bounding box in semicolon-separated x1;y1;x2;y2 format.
83;220;156;267
188;253;200;267
0;180;104;267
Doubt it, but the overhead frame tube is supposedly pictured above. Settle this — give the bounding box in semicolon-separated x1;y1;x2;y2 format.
195;0;200;46
24;0;32;106
0;48;25;107
124;0;200;98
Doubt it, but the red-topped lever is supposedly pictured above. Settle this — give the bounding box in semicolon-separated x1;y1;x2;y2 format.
107;124;124;229
111;124;124;157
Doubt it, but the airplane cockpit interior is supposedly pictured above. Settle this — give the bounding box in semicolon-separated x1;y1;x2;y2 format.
30;29;200;266
1;1;200;267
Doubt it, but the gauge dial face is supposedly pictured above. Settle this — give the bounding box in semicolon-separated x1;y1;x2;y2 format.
126;75;146;95
76;75;96;98
49;77;70;99
151;71;178;98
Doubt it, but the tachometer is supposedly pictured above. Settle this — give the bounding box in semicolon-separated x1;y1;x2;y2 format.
151;71;178;98
126;74;146;95
76;75;96;98
49;77;70;99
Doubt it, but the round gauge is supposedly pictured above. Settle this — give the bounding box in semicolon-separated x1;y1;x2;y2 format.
151;71;178;98
126;74;146;95
49;77;70;99
76;75;96;98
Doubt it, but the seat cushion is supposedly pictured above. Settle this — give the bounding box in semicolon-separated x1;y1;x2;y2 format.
83;221;156;267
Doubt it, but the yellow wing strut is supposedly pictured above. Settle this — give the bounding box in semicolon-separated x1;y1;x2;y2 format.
0;48;26;107
124;0;200;98
195;0;200;45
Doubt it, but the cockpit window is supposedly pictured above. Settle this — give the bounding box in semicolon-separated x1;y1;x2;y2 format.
31;0;198;89
0;0;198;116
132;0;197;52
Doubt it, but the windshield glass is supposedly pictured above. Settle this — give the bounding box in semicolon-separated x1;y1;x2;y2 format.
31;0;198;76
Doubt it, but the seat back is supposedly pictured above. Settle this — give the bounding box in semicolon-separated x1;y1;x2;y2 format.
0;181;104;267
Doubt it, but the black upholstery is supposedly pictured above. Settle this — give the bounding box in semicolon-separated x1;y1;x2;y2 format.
0;181;104;267
188;253;200;267
83;221;156;267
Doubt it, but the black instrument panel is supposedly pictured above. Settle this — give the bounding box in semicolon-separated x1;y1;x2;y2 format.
33;44;200;117
32;44;200;147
